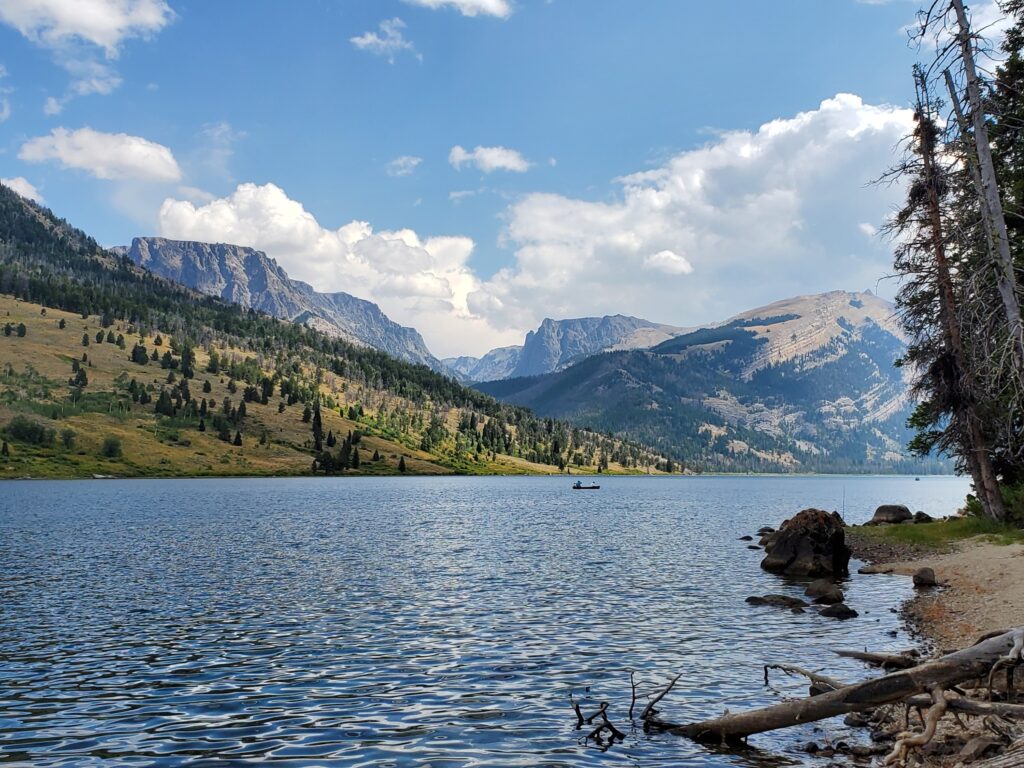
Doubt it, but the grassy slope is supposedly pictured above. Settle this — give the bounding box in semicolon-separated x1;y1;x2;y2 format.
0;295;644;479
852;517;1024;549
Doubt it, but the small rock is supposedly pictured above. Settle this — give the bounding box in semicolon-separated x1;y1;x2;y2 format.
959;736;1002;762
757;526;776;535
914;510;934;523
913;567;937;588
813;586;845;605
871;504;913;525
739;535;753;541
820;603;859;620
805;578;845;604
844;712;869;728
746;594;809;609
803;742;820;754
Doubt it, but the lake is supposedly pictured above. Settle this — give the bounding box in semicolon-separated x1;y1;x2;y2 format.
0;474;971;766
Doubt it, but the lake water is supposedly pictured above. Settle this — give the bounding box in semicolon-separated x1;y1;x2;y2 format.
0;475;971;767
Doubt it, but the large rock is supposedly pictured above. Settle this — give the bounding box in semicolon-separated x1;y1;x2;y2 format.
761;509;851;577
871;504;912;524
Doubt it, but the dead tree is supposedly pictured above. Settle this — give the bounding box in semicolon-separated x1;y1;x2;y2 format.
650;627;1023;746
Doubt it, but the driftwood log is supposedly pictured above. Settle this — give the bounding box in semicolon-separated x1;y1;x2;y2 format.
652;628;1024;745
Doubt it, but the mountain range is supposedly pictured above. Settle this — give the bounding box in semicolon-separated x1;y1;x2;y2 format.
444;315;686;381
112;237;441;370
477;291;947;474
90;231;942;473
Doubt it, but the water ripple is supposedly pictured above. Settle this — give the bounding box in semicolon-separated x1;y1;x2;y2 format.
0;475;970;766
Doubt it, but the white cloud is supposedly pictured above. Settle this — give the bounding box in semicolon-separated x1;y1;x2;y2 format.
157;182;520;357
2;176;43;202
19;126;182;181
404;0;512;17
386;155;422;177
644;250;693;275
449;144;531;173
468;93;915;332
0;0;173;55
0;98;9;122
153;95;915;358
350;18;419;63
859;222;877;238
0;0;173;111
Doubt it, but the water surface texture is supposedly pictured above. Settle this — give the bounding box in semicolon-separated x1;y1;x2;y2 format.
0;475;970;766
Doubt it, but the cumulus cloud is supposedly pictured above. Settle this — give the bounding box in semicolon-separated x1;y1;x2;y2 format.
0;0;173;54
468;93;915;332
157;182;520;357
1;176;43;202
19;126;182;181
0;0;174;111
154;95;914;357
449;144;531;173
404;0;512;17
386;154;422;177
350;18;419;63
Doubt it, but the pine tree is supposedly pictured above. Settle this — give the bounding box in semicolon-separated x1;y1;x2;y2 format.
372;448;380;462
233;430;243;446
351;447;360;469
198;418;206;432
312;403;324;451
1;440;8;458
326;429;336;447
398;455;407;473
302;404;312;423
2;323;10;337
81;333;90;346
16;323;26;337
155;389;175;417
203;379;212;393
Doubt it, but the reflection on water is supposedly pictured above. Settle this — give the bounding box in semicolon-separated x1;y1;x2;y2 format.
0;475;969;766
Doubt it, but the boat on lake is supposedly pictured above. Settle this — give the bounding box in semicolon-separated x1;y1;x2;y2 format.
572;481;600;490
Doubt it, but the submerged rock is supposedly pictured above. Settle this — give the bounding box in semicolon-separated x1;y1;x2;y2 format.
760;508;851;577
746;594;809;610
870;504;912;525
820;603;859;620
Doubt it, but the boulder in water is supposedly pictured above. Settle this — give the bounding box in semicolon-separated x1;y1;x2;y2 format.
760;508;851;577
745;594;808;610
820;603;859;620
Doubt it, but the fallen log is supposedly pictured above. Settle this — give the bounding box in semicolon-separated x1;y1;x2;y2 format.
657;627;1023;744
834;649;919;669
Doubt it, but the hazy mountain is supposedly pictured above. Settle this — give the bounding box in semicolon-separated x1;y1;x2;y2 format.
114;237;441;370
443;346;523;382
448;315;686;382
478;291;947;474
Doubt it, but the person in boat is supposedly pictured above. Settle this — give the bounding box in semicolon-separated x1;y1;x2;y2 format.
573;480;582;489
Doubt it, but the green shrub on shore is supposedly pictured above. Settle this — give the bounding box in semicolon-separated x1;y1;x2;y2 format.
100;436;123;459
4;415;55;446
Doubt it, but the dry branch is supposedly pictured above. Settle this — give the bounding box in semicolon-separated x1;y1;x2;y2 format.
654;627;1023;745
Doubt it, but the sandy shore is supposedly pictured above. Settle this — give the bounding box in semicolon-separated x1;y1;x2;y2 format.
848;530;1024;651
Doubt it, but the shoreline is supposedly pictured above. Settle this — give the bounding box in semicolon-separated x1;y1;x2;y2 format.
847;527;1024;651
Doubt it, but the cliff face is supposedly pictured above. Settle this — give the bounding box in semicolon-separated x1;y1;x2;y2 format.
117;237;441;369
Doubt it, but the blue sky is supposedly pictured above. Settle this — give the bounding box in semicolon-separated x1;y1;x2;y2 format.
0;0;1004;356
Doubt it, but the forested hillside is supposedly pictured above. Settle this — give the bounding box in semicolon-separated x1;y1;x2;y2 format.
0;182;670;478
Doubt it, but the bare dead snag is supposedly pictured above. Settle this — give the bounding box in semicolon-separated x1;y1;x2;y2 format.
834;649;920;670
884;685;949;765
654;628;1023;745
763;664;844;693
640;674;681;723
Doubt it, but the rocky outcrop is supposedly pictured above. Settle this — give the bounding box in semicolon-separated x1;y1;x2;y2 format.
116;237;442;370
870;504;913;525
761;509;851;577
443;346;523;382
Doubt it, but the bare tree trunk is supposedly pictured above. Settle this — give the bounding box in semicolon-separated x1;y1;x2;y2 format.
951;0;1024;372
660;628;1023;743
917;78;1007;522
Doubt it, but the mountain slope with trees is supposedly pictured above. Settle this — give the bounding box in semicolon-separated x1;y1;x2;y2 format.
479;291;949;474
0;182;670;478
